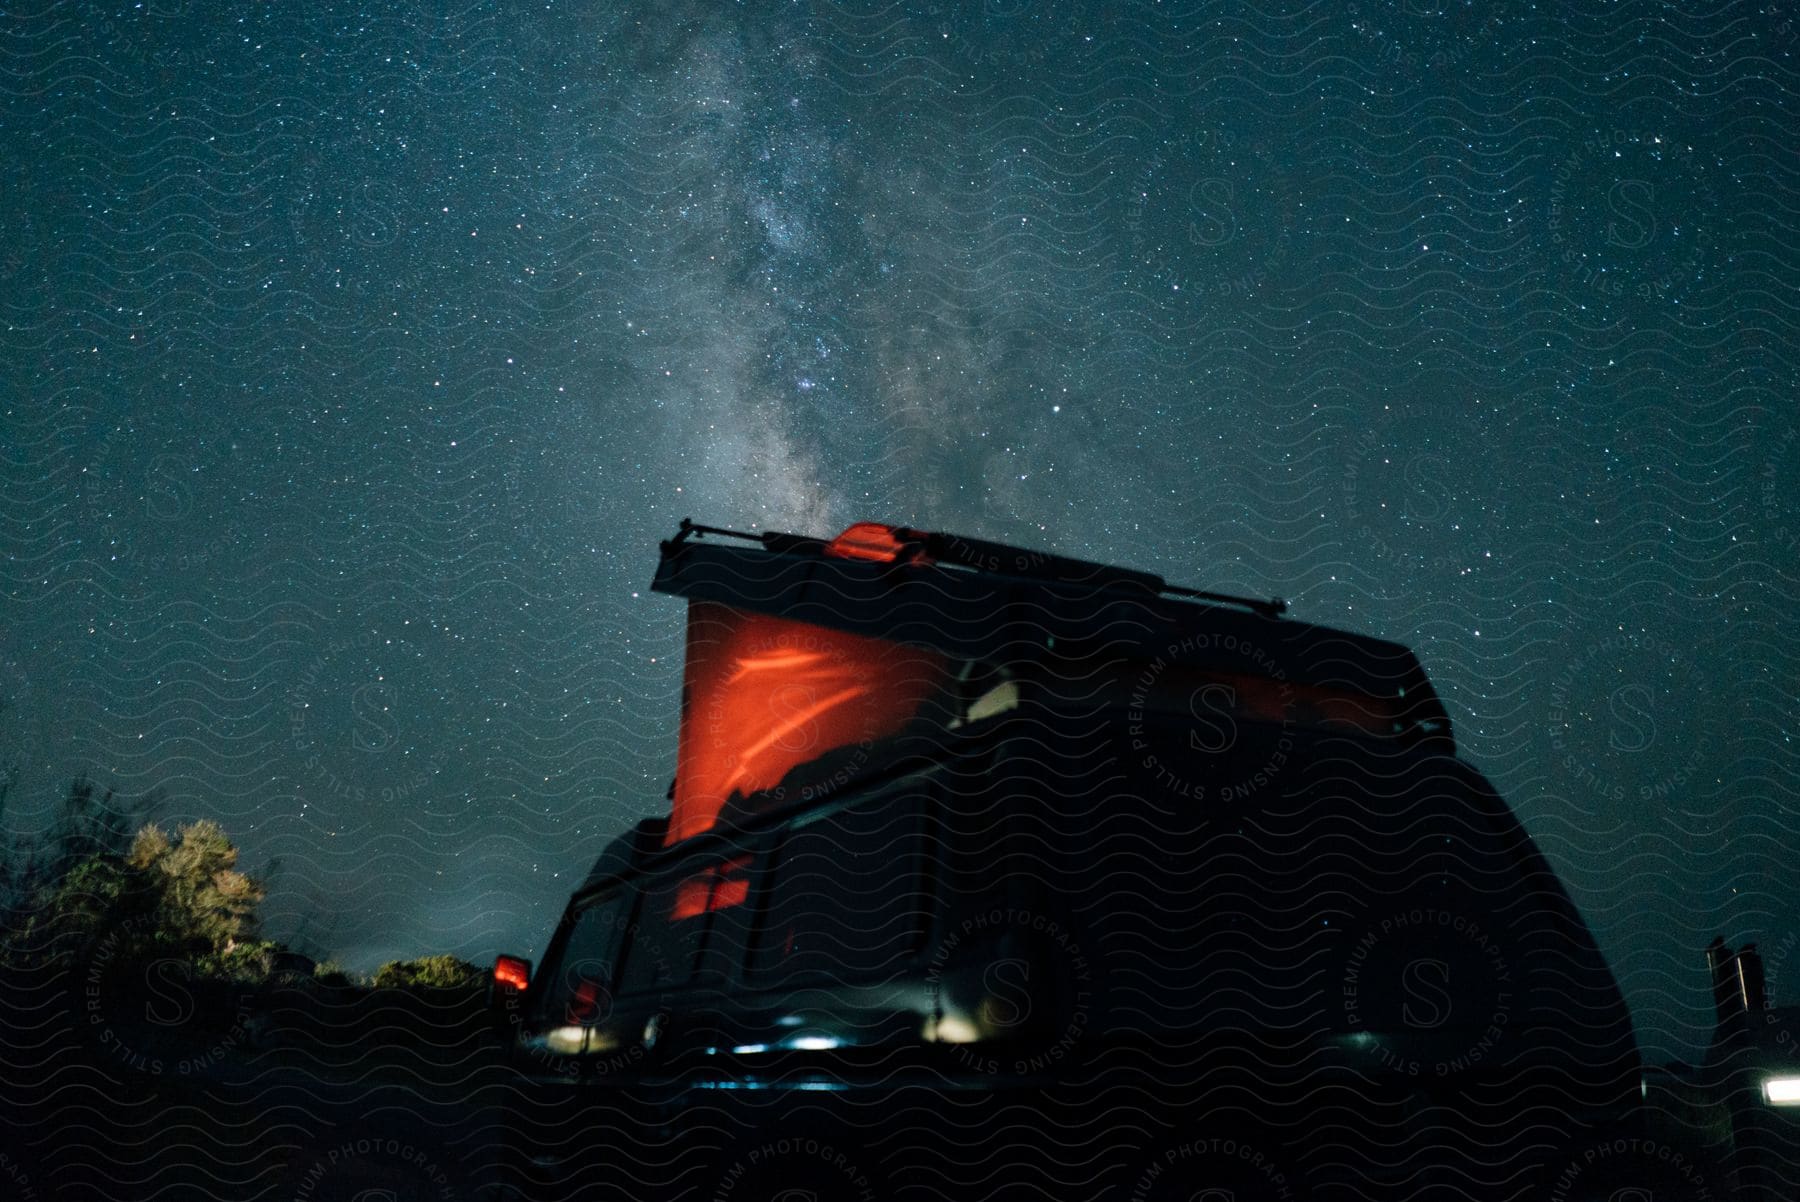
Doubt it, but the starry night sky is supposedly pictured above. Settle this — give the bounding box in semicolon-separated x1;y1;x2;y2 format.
1;0;1796;1064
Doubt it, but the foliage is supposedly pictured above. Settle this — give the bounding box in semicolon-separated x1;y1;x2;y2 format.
371;954;484;991
49;776;156;873
1;777;160;921
312;959;353;987
2;777;469;998
1;781;263;983
138;818;265;957
198;937;281;982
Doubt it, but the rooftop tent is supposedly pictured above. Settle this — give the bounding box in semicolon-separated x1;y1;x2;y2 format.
651;519;1454;845
668;599;954;845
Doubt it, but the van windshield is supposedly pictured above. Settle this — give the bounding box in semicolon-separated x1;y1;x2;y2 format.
535;889;632;1030
668;601;956;843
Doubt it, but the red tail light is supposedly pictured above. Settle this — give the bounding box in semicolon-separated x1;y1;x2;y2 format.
493;954;531;992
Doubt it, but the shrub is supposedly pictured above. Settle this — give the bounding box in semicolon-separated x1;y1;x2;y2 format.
371;954;484;991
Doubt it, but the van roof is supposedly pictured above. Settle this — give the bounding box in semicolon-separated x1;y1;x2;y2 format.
650;518;1453;749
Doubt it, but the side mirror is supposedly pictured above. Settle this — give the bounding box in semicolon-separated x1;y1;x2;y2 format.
489;953;531;1009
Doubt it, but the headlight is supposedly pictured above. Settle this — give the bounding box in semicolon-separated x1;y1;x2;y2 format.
544;1025;588;1055
1762;1075;1800;1106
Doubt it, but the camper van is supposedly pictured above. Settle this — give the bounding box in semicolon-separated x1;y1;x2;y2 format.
492;519;1665;1200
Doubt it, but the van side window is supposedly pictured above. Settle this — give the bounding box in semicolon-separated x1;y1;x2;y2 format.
543;889;630;1025
748;794;930;984
616;872;709;996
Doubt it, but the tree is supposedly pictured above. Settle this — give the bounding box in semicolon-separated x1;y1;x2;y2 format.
312;959;353;987
1;778;162;957
2;777;159;914
48;776;153;871
139;819;264;954
371;954;485;991
0;784;267;985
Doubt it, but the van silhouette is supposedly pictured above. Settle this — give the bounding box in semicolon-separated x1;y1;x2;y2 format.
493;520;1654;1201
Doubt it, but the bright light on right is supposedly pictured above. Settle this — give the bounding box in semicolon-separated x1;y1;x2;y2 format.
1763;1075;1800;1106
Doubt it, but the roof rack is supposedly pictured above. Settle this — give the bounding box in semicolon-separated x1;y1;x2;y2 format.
668;518;1288;619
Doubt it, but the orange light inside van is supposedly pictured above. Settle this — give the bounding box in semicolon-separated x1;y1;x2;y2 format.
669;602;952;844
568;979;601;1023
823;521;928;564
672;854;753;919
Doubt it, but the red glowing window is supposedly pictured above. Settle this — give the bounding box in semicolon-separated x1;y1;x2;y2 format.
671;854;753;920
712;871;751;912
567;978;602;1024
668;602;954;844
